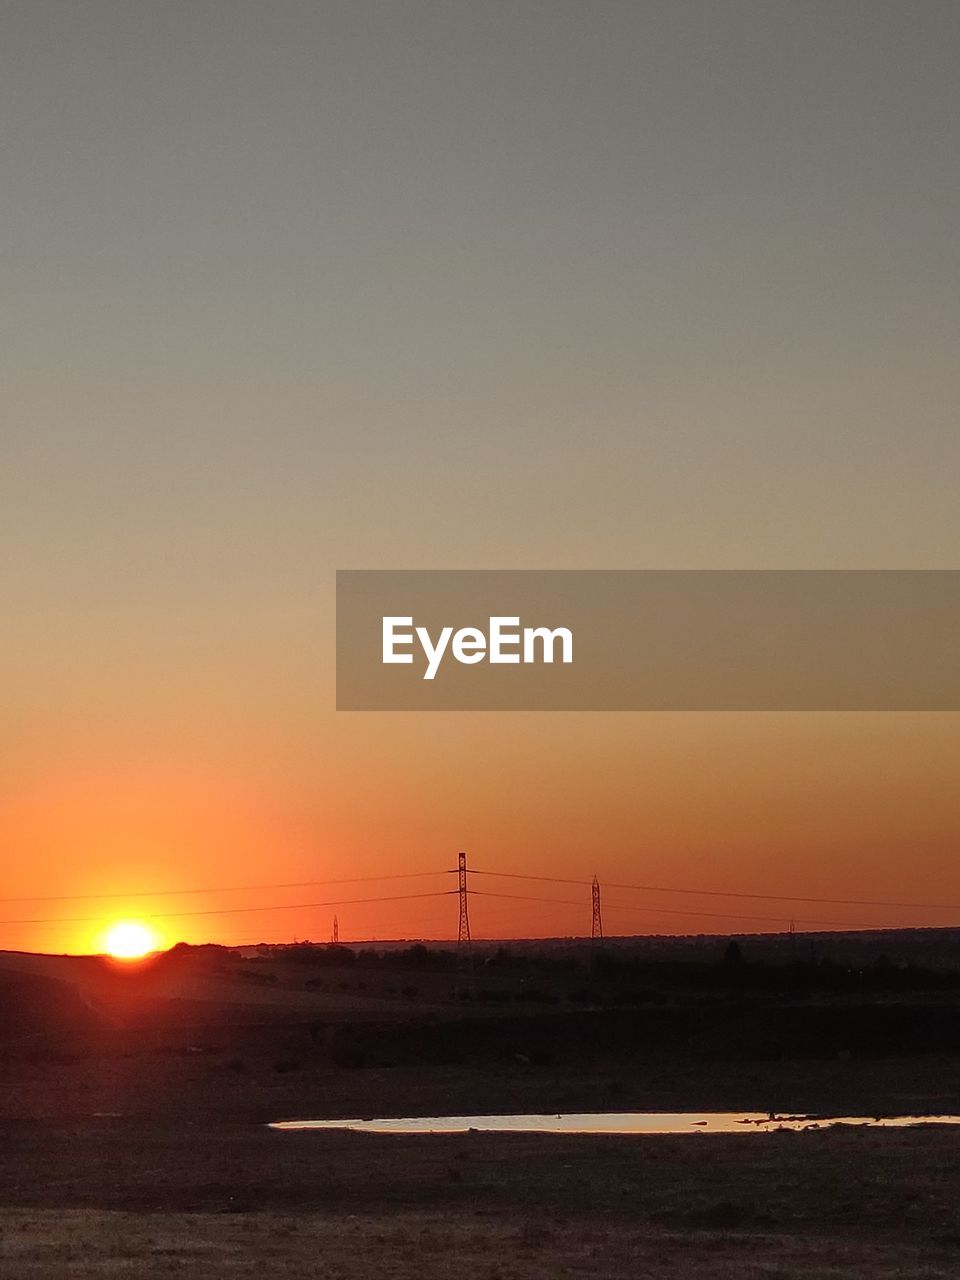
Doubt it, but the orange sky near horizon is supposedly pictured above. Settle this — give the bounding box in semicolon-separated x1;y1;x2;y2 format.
4;710;960;955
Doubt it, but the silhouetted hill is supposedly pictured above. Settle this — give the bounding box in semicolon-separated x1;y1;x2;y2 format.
0;967;102;1040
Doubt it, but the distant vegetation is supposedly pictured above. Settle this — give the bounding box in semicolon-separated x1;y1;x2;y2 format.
244;935;960;1009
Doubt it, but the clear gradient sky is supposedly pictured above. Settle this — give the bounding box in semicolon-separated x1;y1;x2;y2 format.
3;2;960;953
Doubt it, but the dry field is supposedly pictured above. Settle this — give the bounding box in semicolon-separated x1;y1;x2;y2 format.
2;1116;960;1278
4;950;960;1277
4;1204;960;1280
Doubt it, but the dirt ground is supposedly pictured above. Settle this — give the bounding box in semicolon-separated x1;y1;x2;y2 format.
3;1032;960;1278
3;1123;960;1278
5;1203;960;1279
5;946;960;1278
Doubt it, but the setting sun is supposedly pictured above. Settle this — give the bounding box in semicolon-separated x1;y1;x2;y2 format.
101;920;159;961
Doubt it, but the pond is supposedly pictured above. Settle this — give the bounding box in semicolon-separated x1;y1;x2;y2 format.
269;1111;960;1136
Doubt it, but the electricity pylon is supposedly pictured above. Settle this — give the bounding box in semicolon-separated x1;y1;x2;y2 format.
591;875;603;941
457;850;471;944
455;850;472;1000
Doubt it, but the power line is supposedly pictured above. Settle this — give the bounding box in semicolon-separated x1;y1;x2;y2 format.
0;870;452;906
4;858;959;949
469;869;960;915
0;891;455;928
4;863;955;917
469;890;891;931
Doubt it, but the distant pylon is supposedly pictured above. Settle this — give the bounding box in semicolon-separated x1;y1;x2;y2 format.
332;914;339;944
457;851;471;944
591;875;603;941
455;851;473;1001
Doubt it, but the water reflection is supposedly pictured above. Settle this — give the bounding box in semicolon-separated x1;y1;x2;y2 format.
270;1111;960;1136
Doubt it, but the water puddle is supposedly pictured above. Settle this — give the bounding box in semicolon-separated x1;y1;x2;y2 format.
269;1111;960;1136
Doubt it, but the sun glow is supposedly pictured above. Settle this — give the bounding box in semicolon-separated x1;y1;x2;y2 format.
101;920;159;960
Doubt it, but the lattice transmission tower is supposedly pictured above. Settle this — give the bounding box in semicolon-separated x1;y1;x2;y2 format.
591;875;603;941
457;850;471;944
454;850;473;1000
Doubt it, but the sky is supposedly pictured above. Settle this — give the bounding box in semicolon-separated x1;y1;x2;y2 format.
2;1;960;953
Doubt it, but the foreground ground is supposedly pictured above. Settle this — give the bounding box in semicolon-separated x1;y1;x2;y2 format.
4;1121;960;1277
2;1041;960;1277
6;1196;960;1279
4;947;960;1277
